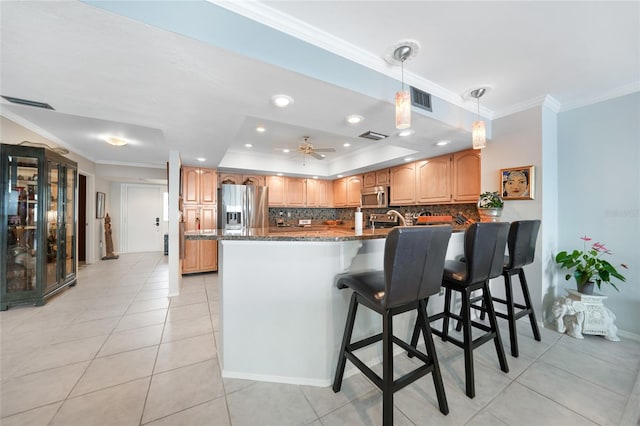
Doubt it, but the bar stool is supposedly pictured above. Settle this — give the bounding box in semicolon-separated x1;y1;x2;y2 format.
413;222;510;399
332;226;452;426
485;220;542;357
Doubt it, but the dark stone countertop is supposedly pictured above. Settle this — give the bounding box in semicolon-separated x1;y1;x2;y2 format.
184;224;463;242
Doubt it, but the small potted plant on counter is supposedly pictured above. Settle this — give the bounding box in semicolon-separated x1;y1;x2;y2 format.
477;191;504;222
555;235;628;294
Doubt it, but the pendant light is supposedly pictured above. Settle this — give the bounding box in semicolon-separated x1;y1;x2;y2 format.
394;45;412;130
470;88;487;149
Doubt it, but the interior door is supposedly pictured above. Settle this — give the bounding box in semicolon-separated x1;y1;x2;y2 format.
125;185;164;253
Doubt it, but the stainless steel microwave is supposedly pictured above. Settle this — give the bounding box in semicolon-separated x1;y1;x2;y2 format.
361;186;389;208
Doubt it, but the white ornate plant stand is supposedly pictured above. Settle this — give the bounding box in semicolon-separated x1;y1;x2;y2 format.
552;289;619;341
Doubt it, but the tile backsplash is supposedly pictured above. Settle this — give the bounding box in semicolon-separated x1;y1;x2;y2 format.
268;204;480;226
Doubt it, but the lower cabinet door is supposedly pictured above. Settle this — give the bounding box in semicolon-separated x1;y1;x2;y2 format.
199;240;218;272
182;240;218;274
182;239;200;274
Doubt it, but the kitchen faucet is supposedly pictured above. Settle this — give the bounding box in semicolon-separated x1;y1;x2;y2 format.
386;210;407;226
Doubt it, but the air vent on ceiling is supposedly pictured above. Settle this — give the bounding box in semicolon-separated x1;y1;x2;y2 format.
359;131;388;141
410;86;432;112
1;95;55;110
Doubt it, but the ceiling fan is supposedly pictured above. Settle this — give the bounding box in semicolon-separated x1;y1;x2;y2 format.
297;136;335;160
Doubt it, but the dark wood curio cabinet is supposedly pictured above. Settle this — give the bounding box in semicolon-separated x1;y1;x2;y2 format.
1;144;78;310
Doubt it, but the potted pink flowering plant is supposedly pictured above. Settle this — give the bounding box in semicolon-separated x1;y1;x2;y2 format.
555;235;628;294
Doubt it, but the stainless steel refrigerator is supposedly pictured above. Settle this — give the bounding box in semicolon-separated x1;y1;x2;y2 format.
218;184;269;230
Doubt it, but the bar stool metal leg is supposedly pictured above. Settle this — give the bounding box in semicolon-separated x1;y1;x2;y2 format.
504;272;519;357
461;286;475;398
382;311;393;426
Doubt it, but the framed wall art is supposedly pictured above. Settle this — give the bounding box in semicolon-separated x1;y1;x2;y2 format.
96;192;106;219
500;165;535;200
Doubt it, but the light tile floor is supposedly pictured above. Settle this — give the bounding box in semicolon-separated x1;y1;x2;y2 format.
1;252;639;426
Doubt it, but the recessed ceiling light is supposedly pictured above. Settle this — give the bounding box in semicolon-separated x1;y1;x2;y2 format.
337;174;343;178
404;157;413;162
244;144;253;148
277;173;284;176
196;157;206;162
271;94;294;108
398;129;415;137
313;176;318;179
105;136;128;146
283;149;290;153
436;140;450;146
343;143;351;147
346;114;363;124
256;126;266;133
320;154;326;158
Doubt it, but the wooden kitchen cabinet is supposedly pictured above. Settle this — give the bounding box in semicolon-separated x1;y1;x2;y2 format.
452;149;481;202
333;176;360;207
415;155;452;204
219;173;266;186
390;163;416;205
346;176;361;206
182;205;217;274
306;179;319;207
219;173;242;185
286;178;306;207
183;166;217;205
267;175;286;206
363;169;390;188
182;166;217;274
333;178;347;207
241;174;266;186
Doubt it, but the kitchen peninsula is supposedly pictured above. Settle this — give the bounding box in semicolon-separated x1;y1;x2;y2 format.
186;227;464;386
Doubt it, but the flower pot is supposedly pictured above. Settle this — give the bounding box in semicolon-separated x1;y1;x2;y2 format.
478;208;503;222
578;281;595;295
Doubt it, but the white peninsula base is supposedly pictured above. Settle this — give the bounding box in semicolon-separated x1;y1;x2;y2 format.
218;232;464;387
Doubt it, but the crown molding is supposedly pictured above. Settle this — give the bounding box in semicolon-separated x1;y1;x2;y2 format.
558;81;640;112
209;0;487;117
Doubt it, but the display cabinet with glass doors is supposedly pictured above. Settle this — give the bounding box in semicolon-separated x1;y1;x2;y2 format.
0;144;78;310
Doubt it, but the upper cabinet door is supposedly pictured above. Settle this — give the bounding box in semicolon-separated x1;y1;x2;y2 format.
333;178;347;207
219;173;242;185
182;167;200;204
452;150;481;202
415;155;452;204
286;178;306;207
376;169;390;186
362;172;376;189
390;163;416;205
346;176;362;206
267;175;286;206
199;168;217;204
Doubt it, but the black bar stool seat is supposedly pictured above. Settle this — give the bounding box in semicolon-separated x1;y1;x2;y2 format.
412;222;510;399
332;226;452;426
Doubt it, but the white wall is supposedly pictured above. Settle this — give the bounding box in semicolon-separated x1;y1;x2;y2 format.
482;107;547;320
558;92;640;335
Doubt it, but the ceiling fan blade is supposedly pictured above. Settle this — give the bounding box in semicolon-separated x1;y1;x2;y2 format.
309;152;324;160
312;148;336;152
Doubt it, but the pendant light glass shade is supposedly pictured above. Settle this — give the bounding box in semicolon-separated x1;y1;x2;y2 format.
393;45;412;130
470;88;487;150
395;90;411;129
472;120;486;149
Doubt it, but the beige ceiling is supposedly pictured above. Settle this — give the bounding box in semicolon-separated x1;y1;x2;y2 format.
1;1;637;178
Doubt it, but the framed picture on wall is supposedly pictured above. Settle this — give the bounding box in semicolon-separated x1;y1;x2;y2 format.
500;165;535;200
96;192;106;219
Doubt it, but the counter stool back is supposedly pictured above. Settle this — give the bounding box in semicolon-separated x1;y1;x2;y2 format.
332;225;452;426
415;222;509;399
493;220;542;357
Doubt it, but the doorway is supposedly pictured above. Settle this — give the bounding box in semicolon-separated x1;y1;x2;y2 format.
78;174;86;263
124;185;164;252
